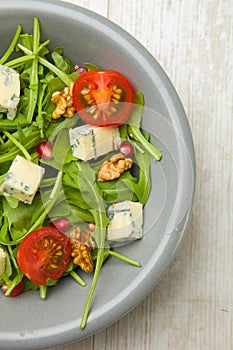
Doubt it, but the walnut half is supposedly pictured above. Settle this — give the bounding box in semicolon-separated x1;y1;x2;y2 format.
51;82;76;119
70;226;94;273
97;153;133;182
71;241;93;273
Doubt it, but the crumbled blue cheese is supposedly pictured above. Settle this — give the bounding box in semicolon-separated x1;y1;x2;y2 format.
0;155;45;204
69;124;121;161
0;247;6;275
107;200;143;242
0;64;20;120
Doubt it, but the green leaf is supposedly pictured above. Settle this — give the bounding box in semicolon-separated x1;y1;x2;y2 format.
17;123;27;144
133;135;151;205
2;196;41;241
46;278;58;286
0;25;22;64
0;114;28;132
4;196;19;209
0;216;10;244
63;185;93;210
98;171;139;203
76;161;110;330
84;62;100;71
0;247;12;279
17;33;33;51
22;277;39;292
127;91;163;161
0;128;42;164
52;128;71;165
52;47;75;74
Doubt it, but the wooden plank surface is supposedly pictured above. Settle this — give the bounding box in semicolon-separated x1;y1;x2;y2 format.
48;0;233;349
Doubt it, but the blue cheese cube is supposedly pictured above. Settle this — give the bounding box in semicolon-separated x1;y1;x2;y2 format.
0;247;6;275
0;64;20;120
107;200;143;242
0;155;45;204
69;124;121;161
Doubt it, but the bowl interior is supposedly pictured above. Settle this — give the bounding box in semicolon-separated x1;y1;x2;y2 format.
0;1;195;349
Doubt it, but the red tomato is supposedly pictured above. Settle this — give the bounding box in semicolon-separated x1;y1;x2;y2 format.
16;227;72;286
72;70;135;127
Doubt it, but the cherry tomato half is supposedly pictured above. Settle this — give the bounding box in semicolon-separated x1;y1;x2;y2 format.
16;227;72;286
72;70;135;127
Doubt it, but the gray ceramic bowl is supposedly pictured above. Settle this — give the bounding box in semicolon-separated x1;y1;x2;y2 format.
0;1;195;349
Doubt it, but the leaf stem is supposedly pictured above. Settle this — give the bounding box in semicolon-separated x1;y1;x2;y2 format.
128;91;162;161
7;245;21;272
69;270;87;287
0;25;22;64
3;131;31;160
4;273;23;296
78;164;108;329
0;133;42;164
17;44;73;86
39;285;47;299
108;250;141;267
80;232;105;330
27;16;40;123
28;170;63;233
5;54;35;68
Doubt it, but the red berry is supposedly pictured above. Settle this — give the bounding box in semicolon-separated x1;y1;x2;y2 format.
36;141;53;160
50;218;71;232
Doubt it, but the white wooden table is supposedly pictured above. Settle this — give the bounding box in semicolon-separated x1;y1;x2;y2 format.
49;1;233;349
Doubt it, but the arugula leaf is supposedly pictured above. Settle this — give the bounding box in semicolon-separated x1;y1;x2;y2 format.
128;91;163;161
0;216;10;245
83;62;100;71
0;129;42;164
2;196;41;241
52;47;75;74
133;134;152;205
0;114;28;131
0;25;22;65
98;171;139;203
71;161;109;330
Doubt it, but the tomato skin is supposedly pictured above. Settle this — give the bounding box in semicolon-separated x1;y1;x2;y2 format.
72;70;135;127
16;227;72;286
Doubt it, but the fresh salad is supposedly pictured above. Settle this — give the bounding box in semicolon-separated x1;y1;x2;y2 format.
0;17;162;329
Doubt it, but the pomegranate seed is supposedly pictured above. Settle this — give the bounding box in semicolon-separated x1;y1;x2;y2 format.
50;218;71;232
36;141;53;160
119;141;134;157
87;222;96;232
75;66;88;74
1;281;24;297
